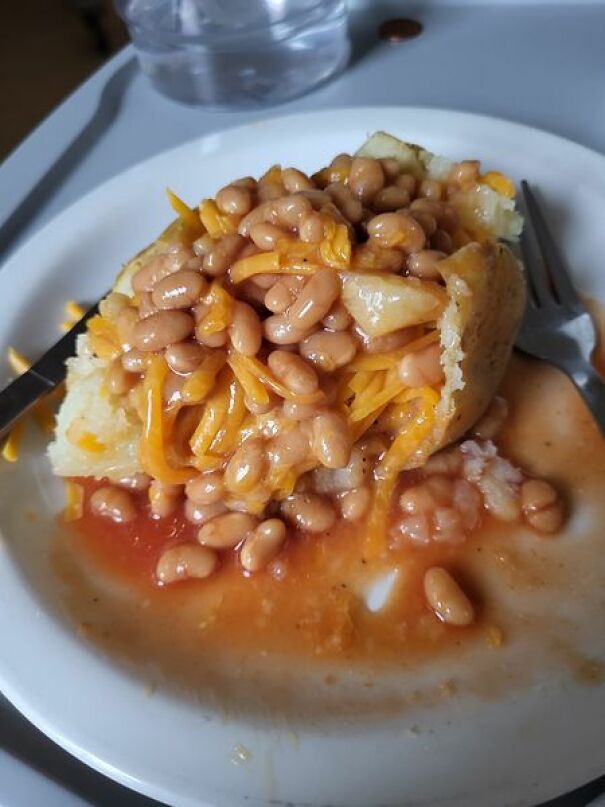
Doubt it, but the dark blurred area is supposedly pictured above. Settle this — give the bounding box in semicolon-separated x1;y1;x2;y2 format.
0;0;128;161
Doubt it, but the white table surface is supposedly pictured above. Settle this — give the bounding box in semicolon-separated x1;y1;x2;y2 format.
2;1;605;804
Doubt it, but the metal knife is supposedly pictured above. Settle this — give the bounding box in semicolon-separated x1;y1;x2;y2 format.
0;303;99;441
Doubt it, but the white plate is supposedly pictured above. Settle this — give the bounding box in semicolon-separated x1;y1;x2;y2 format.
1;108;605;807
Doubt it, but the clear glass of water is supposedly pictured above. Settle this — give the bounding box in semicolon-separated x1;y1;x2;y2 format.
115;0;350;108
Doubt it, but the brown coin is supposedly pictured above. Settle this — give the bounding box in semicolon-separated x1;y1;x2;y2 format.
378;18;423;42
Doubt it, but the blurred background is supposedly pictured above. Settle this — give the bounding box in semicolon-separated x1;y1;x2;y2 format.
0;1;128;160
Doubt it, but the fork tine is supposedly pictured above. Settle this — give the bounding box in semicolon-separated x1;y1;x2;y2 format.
521;180;582;310
519;226;552;308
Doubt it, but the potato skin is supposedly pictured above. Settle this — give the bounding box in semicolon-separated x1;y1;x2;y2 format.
401;241;526;469
439;242;526;443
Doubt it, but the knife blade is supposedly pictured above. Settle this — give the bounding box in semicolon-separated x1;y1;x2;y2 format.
0;302;99;441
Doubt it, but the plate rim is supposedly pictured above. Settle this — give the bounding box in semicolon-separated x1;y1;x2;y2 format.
1;106;605;807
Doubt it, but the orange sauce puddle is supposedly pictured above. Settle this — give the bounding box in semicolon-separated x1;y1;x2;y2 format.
53;313;605;719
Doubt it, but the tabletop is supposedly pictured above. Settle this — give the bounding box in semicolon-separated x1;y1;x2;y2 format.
2;1;605;804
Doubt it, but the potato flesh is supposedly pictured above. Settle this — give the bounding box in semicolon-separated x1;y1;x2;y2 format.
341;273;447;337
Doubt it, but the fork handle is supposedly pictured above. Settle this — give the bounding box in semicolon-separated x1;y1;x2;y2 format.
569;363;605;437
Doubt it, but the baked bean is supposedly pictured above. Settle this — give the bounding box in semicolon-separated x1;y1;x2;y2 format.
268;350;319;395
431;229;453;254
372;185;411;213
121;348;148;373
116;472;151;491
186;255;204;273
224;440;266;494
240;518;287;572
425;475;454;504
331;153;352;169
216;184;253;216
105;359;135;395
282;168;314;193
281;493;336;532
322;302;351;331
298;189;332;210
250;222;288;251
410;199;459;234
149;479;182;518
192;234;215;257
250;272;278;290
398;343;444;387
356;325;419;354
264;314;313;345
273;194;313;228
116;306;139;350
241;242;265;261
185;499;228;525
424;567;474;626
133;310;194;352
399;484;436;515
352;243;407;273
339;486;371;521
237;202;273;237
198;511;258;549
398;514;431;545
186;472;225;505
138;291;157;319
423;447;463;476
192;300;210;323
449;160;480;189
521;479;563;534
165;341;205;375
410;211;438;237
196;328;228;348
90;485;137;523
319;201;354;234
151;269;206;310
432;507;465;544
258;180;285;203
156;544;218;584
395;173;417;195
265;280;295;314
132;247;191;292
357;433;389;459
525;504;564;533
245;395;277;415
379;158;402;181
203;233;246;277
311;410;352;469
228;301;262;356
232;176;257;191
326;182;364;224
268;425;309;466
418;179;443;200
348;157;385;203
367;212;426;252
299;212;325;243
287;269;340;329
300;330;357;372
407;250;446;280
282;400;317;420
240;279;268;307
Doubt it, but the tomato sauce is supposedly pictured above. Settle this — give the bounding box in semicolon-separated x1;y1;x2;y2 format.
55;350;605;712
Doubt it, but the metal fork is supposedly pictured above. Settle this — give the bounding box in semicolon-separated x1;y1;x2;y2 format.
516;180;605;436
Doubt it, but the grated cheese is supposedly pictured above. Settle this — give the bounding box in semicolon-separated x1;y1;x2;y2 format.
63;480;84;521
166;188;204;234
